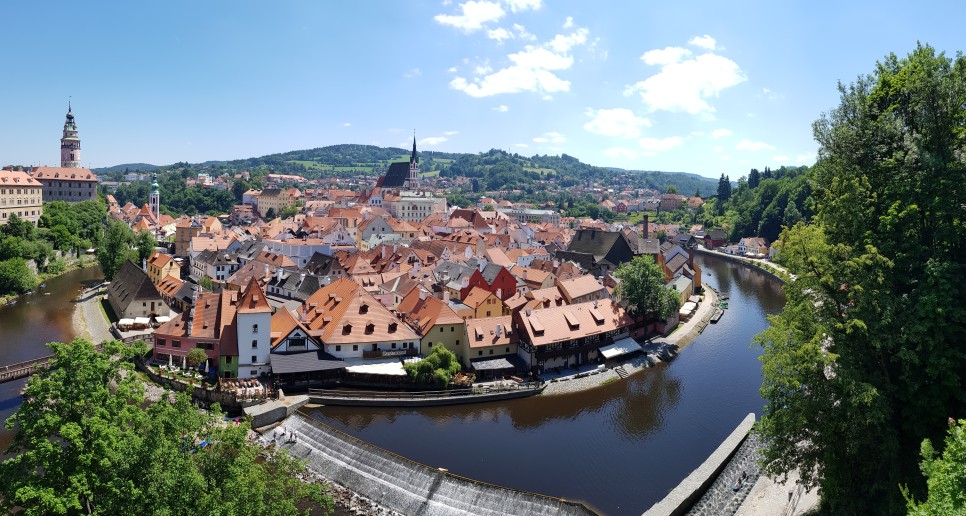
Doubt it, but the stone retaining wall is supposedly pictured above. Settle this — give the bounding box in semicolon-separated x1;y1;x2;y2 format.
643;413;756;516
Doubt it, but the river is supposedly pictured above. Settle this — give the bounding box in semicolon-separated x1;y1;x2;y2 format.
307;254;785;515
0;266;104;452
0;256;784;515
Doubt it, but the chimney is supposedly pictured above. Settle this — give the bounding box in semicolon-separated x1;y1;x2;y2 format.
443;290;450;302
642;214;649;239
419;289;427;301
522;269;527;281
276;267;284;283
496;324;503;337
263;263;270;279
496;288;502;299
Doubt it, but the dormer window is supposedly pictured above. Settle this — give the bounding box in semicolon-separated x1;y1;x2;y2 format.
359;303;368;314
342;323;352;335
388;322;398;333
365;322;375;334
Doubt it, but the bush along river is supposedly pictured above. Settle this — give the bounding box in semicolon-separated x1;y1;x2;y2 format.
307;254;785;515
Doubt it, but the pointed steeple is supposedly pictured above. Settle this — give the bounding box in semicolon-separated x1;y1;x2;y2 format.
410;134;418;165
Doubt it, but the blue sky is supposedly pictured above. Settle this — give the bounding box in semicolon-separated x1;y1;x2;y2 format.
2;1;965;178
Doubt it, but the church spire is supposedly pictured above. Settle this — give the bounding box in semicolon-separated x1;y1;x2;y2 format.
410;132;418;164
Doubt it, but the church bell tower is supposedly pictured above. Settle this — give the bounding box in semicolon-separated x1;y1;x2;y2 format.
149;172;160;221
60;101;81;168
404;135;420;190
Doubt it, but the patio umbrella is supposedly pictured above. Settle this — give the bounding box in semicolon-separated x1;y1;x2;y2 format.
182;355;186;369
168;354;172;367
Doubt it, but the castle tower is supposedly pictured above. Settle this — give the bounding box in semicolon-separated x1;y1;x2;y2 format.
404;135;420;190
149;172;160;221
60;101;81;168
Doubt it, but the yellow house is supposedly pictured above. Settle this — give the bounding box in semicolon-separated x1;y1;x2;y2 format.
397;287;466;362
462;315;521;375
146;251;180;285
461;286;510;319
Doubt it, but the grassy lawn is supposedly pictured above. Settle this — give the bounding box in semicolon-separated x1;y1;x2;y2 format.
100;297;118;324
421;170;440;178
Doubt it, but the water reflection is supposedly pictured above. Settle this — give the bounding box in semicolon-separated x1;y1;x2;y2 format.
312;255;784;515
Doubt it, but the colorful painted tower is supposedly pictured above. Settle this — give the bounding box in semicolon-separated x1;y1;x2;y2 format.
60;101;81;168
404;135;420;190
149;172;160;221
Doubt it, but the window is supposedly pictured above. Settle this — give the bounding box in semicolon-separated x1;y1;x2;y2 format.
478;351;483;356
391;343;396;349
226;356;232;364
486;311;491;317
335;345;342;352
489;349;494;355
506;347;510;353
352;345;358;351
157;339;166;346
440;327;444;333
172;340;181;348
252;324;259;333
251;339;258;349
251;370;256;376
251;355;257;364
289;338;306;348
428;342;434;348
451;327;455;332
456;339;460;345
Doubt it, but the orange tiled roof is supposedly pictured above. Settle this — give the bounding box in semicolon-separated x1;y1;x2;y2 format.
30;166;97;182
519;299;631;347
466;315;517;349
299;277;418;344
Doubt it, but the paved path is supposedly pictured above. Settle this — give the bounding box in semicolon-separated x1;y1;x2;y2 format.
73;281;114;344
734;468;819;516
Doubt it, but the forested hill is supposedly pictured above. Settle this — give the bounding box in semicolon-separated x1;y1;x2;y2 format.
96;144;719;196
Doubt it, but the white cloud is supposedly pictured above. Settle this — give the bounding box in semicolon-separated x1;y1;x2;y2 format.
513;143;529;148
447;66;458;73
563;16;574;29
713;145;724;153
626;46;746;115
772;155;789;162
419;136;449;146
512;23;535;40
640;47;692;66
604;147;640;159
434;1;505;32
583;108;652;139
735;139;775;151
449;27;589;97
533;131;566;144
403;68;421;79
487;27;513;42
493;104;509;112
546;28;588;53
761;87;782;101
504;0;541;12
443;130;459;136
711;128;732;138
639;136;684;152
688;35;717;50
342;122;351;127
474;62;493;75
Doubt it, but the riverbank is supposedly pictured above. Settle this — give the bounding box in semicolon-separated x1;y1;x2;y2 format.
70;276;113;345
541;285;719;396
695;247;793;283
0;256;97;307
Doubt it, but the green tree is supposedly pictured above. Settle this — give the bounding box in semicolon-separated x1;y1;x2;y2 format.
134;230;157;265
265;207;276;220
748;168;761;189
404;346;462;386
186;347;209;369
199;275;214;291
665;184;678;194
716;174;731;202
97;220;135;281
0;257;36;294
904;419;966;515
0;213;35;240
614;255;680;320
757;44;966;515
0;338;332;515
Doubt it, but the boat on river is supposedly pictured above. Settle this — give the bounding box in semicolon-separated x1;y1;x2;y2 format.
710;308;724;323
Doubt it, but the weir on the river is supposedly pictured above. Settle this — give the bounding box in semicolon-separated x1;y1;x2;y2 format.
278;410;598;516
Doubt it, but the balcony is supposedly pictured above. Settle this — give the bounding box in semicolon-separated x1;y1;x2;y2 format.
362;348;419;359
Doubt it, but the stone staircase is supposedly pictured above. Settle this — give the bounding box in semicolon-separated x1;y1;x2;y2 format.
614;366;629;379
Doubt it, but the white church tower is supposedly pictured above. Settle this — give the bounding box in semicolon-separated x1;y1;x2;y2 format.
149;172;160;222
